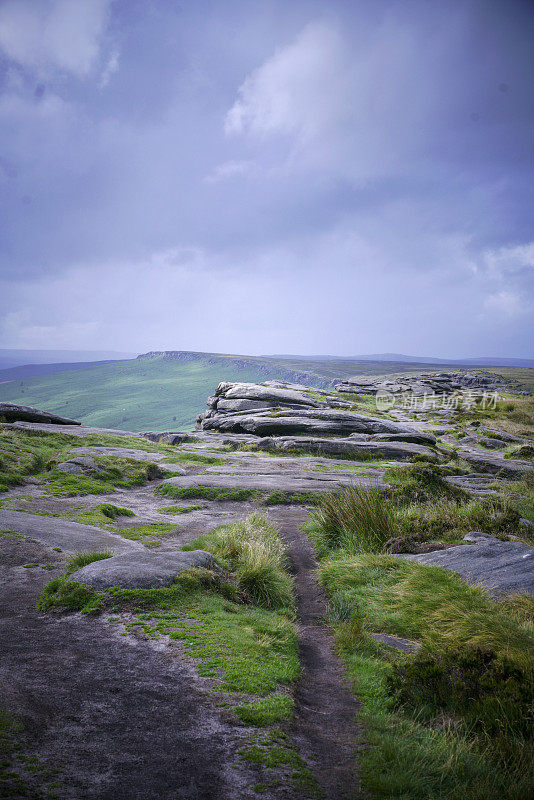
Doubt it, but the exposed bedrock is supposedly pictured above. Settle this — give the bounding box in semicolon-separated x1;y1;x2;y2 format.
398;533;534;597
0;402;81;425
254;435;438;461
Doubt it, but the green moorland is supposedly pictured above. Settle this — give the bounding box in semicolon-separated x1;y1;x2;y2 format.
1;350;532;431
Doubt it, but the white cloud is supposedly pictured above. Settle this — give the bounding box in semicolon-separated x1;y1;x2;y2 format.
0;0;112;78
484;290;521;317
224;22;347;142
482;242;534;279
223;19;434;181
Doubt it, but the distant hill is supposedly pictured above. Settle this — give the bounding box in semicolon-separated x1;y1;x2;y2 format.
0;349;136;370
0;350;531;431
266;353;534;367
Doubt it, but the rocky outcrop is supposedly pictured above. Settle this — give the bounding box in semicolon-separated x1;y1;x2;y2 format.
335;371;508;396
198;383;431;438
397;532;534;597
193;381;440;463
69;550;222;590
0;402;81;425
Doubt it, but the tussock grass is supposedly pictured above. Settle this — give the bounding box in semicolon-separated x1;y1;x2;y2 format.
65;550;113;575
185;514;295;612
308;484;399;555
396;495;520;540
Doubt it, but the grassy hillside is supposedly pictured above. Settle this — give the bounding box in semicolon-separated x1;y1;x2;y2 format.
0;351;531;431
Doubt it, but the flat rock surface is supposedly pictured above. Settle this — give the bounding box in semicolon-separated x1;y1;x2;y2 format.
398;534;534;596
0;509;139;553
463;450;532;478
162;465;381;494
2;421;141;437
70;549;221;589
0;402;81;425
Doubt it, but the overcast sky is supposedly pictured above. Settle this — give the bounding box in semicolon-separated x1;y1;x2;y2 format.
0;0;533;358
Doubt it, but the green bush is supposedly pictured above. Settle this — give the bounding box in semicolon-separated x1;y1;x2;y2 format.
388;644;534;739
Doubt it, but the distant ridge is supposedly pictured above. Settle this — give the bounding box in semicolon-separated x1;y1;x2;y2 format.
0;349;136;370
264;353;534;367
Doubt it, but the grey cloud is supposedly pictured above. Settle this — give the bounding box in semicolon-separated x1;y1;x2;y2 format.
0;0;533;357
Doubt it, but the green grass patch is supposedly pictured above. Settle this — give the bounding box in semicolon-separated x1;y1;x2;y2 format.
157;504;204;514
164;452;223;465
235;695;294;726
0;427;179;495
384;462;468;503
38;550;112;614
240;730;324;798
156;483;321;506
156;484;261;502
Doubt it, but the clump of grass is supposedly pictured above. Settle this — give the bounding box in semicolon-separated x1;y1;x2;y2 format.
65;550;113;574
98;503;135;519
184;514;295;612
308;484;399;555
396;495;521;540
38;550;112;613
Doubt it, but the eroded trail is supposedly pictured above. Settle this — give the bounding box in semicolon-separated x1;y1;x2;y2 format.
268;508;362;800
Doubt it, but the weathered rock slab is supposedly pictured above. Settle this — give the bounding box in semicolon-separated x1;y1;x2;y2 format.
216;382;320;407
56;456;98;475
463;450;532;478
397;533;534;596
0;509;137;553
0;403;81;425
255;435;438;461
70;550;222;590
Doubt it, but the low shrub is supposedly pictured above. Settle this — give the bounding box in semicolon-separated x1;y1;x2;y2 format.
388;644;534;739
